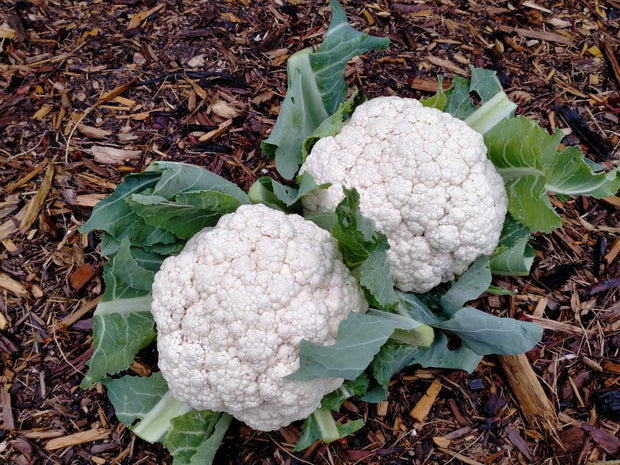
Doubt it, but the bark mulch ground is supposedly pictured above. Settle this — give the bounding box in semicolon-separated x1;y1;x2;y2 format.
1;0;619;464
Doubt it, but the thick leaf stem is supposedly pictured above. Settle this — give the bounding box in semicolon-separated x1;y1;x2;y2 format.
94;295;153;316
131;391;194;443
465;91;517;135
311;408;340;444
390;325;435;348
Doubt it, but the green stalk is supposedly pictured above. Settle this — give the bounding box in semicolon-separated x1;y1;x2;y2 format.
311;408;340;443
393;303;435;348
465;91;517;135
94;295;153;316
390;325;435;348
131;391;194;443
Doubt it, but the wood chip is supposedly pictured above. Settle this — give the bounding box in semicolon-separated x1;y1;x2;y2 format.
604;235;620;265
425;56;468;76
600;41;620;87
31;284;43;299
499;354;559;440
392;415;403;432
45;428;111;450
552;228;584;258
210;100;240;119
277;425;300;447
376;400;389;417
505;426;533;460
391;3;433;14
130;360;152;377
127;4;165;31
69;264;97;292
528;315;587;335
198;119;233;142
581;356;604;372
602;360;620;374
437;446;485;465
553;76;589;98
77;123;112;139
7;12;27;44
558;412;620;454
433;436;451;447
19;160;54;233
581;423;620;454
439;426;472;441
0;311;8;331
53;297;101;330
532;296;548;317
546;17;572;28
410;378;442;422
251;90;274;105
601;196;620;208
0;206;26;241
1;385;15;430
1;238;18;252
522;1;552;13
4;159;46;194
33;104;53;120
21;430;65;440
112;96;136;107
67;193;107;208
186;77;208;99
447;398;471;426
409;77;446;92
95;80;137;108
499;25;572;45
85;146;142;164
0;272;28;297
118;108;165;121
0;24;17;40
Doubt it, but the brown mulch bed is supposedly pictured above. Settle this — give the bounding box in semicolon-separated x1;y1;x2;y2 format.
1;0;619;464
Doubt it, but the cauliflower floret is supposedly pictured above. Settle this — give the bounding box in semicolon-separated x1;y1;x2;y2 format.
151;204;368;431
300;96;508;293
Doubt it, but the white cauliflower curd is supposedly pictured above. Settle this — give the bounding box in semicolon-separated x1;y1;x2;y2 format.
300;96;508;293
151;204;368;431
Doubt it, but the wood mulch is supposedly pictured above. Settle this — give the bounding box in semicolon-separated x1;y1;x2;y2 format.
0;0;619;464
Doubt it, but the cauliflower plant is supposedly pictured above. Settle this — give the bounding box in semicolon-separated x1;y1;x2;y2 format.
300;96;508;293
151;204;368;431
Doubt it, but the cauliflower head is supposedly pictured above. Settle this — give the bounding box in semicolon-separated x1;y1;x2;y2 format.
151;204;368;431
300;96;508;293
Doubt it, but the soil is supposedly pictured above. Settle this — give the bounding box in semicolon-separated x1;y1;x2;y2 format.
0;1;619;464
